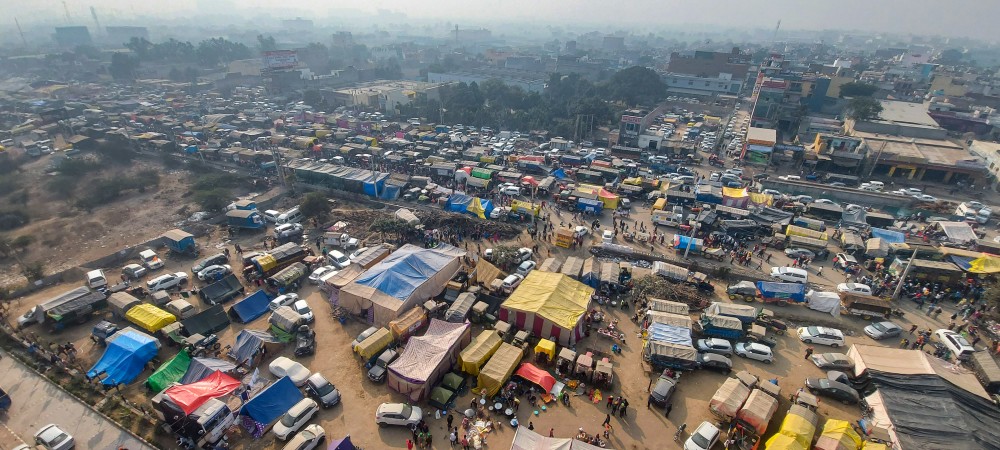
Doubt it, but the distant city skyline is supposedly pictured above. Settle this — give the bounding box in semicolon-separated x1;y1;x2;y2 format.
3;0;998;42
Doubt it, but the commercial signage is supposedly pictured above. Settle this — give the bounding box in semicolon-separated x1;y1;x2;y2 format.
621;115;643;125
262;50;298;69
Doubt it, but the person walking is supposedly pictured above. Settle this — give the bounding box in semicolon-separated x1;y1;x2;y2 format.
816;266;823;276
804;346;814;359
909;324;919;335
549;428;554;438
602;413;612;427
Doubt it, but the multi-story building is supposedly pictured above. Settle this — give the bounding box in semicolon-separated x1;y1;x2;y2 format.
663;49;751;97
53;26;92;48
427;68;546;94
969;140;1000;188
328;80;451;113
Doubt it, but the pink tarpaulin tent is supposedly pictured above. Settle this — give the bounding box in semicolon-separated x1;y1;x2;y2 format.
515;363;556;393
387;319;472;402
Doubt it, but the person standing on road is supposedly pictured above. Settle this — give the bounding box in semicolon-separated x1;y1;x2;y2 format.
909;324;919;335
816;266;823;276
804;346;814;359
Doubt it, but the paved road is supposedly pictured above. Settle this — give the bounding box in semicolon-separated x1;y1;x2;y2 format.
0;352;156;450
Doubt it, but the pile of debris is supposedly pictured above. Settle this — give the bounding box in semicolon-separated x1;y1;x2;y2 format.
630;275;711;311
335;208;523;241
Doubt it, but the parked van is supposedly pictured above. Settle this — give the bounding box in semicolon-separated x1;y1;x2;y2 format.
652;198;667;211
86;269;108;290
770;267;809;284
276;207;303;225
935;329;976;361
165;299;196;319
263;210;281;223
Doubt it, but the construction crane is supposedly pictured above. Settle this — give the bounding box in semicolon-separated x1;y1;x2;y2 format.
63;1;72;23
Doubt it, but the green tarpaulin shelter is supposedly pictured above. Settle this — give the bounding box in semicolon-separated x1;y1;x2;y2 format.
145;350;191;392
441;372;465;392
428;386;455;410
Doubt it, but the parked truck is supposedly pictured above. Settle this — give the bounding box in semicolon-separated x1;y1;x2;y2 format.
18;287;102;328
198;273;246;305
252;242;309;277
840;292;892;320
225;209;266;230
707;302;758;327
46;290;109;330
653;261;689;283
696;314;746;340
265;262;309;294
755;282;807;306
324;232;359;250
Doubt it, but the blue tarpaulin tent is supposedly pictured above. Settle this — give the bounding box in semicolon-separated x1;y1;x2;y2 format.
352;249;457;301
647;322;693;348
871;228;906;244
229;290;271;324
551;168;567;179
446;194;473;213
88;329;159;386
239;376;303;438
229;329;281;366
179;357;238;385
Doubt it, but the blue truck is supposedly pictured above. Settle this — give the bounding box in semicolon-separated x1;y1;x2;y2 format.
226;209;266;230
755;282;807;306
696;314;746;340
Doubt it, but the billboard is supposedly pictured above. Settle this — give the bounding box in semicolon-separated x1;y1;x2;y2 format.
262;50;298;70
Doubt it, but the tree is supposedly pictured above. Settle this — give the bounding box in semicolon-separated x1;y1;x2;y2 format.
937;48;964;65
299;192;331;220
109;52;139;80
606;66;666;105
125;37;153;60
846;97;883;121
184;67;199;83
839;82;879;98
194;189;231;211
257;34;277;52
168;67;184;81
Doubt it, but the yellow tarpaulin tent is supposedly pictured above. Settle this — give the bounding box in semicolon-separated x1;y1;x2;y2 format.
501;272;592;330
459;330;503;375
969;254;1000;273
814;419;862;450
765;405;817;450
477;343;523;396
467;197;486;219
764;434;807;450
533;339;556;361
749;193;773;206
355;328;392;359
861;443;888;450
722;187;748;198
125;304;177;333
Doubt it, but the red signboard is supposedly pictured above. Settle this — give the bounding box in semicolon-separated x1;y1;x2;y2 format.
621;115;643;125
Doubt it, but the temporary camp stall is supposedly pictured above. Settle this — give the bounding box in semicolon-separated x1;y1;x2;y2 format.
387;320;471;402
459;330;503;375
146;350;192;392
238;376;304;438
581;257;599;288
179;357;237;385
327;436;358;450
477;343;524;396
182;304;231;336
865;238;889;258
108;292;141;320
538;258;562;273
228;329;283;367
510;425;605;450
88;328;160;386
499;271;594;346
230;291;271;324
515;363;556;393
126;304;177;334
339;244;466;326
388;307;429;342
446;292;478;323
533;339;557;362
395;208;420;226
735;389;779;436
648;298;689;315
560;256;584;279
813;419;863;450
324;264;364;299
709;377;752;419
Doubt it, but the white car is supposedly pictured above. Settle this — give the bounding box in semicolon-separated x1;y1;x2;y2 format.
34;424;74;450
798;326;846;347
269;293;300;311
934;329;976;360
269;356;311;386
375;403;423;427
501;274;524;293
813;199;838;205
836;283;872;295
272;398;319;440
349;247;370;261
915;194;938;202
327;250;350;269
500;185;521;196
146;272;189;292
308;266;337;284
903;188;922;196
602;230;614;244
683;421;721;450
282;424;326;450
293;300;314;323
735;342;774;363
770;267;808;284
516;260;537;276
197;264;232;281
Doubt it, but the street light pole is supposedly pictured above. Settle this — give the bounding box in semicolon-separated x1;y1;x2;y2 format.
891;249;918;300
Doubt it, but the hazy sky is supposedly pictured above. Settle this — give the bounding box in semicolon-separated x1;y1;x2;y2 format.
10;0;1000;41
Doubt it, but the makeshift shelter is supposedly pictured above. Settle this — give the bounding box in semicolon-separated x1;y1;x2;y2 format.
355;328;393;360
644;311;691;328
88;328;160;386
538;258;562;273
647;298;689;315
387;320;472;402
560;256;584;279
162;371;241;416
327;435;357;450
515;363;556;393
764;405;818;450
477;343;524;396
459;330;503;375
389;307;428;341
108;292;141;320
339;244;466;326
183;304;231;336
814;419;863;450
229;329;282;367
474;258;503;285
870;228;905;244
126;304;177;333
446;292;477;323
722;187;750;208
324;264;364;301
499;271;593;346
428;386;457;410
709;377;751;419
145;350;192;392
269;306;303;340
180;357;237;385
229;290;271;324
736;389;779;435
511;425;605;450
239;376;304;438
581;257;599;287
936;221;977;243
534;339;557;361
865;238;889;258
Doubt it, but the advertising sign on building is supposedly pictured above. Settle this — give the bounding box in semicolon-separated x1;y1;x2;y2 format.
621;115;643;125
262;50;299;69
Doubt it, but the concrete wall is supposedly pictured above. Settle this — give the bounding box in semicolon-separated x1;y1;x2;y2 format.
761;179;917;209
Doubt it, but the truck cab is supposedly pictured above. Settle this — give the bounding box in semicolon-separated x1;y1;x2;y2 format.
139;249;164;270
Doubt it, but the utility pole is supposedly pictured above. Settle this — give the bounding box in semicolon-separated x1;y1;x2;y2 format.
891;249;919;300
14;18;27;47
867;140;888;178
